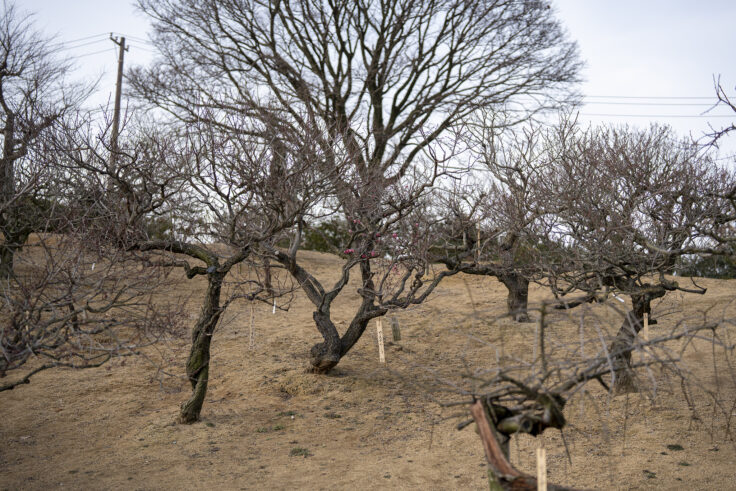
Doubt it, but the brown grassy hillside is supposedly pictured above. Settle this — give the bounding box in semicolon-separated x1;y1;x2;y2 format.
2;250;735;490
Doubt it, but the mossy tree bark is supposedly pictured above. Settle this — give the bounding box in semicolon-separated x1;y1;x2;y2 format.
609;290;665;393
135;240;250;424
179;270;224;423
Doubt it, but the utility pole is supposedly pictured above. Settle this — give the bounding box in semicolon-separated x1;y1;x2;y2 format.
109;34;128;168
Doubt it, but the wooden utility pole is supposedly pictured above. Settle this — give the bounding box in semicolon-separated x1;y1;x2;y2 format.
109;34;128;166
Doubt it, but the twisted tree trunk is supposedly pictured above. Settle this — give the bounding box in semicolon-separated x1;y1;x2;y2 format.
308;310;343;373
308;261;384;373
609;291;664;393
0;231;28;279
179;271;224;423
309;308;390;373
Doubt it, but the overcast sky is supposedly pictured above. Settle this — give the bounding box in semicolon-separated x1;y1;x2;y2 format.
21;0;736;158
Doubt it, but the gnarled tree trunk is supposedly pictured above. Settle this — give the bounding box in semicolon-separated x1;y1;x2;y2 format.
470;400;579;490
308;311;377;373
499;272;531;322
308;261;383;373
308;310;343;373
609;291;664;393
134;241;250;424
0;231;28;279
179;271;224;423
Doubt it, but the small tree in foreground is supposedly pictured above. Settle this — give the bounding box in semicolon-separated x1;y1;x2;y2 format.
459;308;730;490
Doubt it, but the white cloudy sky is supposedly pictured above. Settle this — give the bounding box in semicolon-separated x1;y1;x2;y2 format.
21;0;736;158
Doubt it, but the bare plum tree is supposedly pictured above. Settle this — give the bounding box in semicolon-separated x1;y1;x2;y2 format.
53;110;326;422
0;1;89;278
435;115;578;322
539;123;719;392
130;0;582;373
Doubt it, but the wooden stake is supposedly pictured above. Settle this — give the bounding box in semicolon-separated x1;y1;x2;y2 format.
476;223;481;263
272;299;276;314
642;313;649;342
536;445;547;491
376;318;386;363
390;316;401;341
249;303;255;350
681;322;689;353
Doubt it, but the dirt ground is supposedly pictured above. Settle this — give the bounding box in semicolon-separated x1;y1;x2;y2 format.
2;250;735;490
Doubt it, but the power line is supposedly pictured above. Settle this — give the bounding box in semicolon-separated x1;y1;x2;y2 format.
110;33;152;44
585;101;713;107
127;43;157;54
581;113;734;118
49;38;109;55
584;95;715;100
48;33;108;49
66;48;118;61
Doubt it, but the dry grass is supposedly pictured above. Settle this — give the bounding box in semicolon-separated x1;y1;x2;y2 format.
1;250;735;489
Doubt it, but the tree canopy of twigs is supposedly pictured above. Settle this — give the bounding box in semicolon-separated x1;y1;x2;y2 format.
0;1;90;278
129;0;582;374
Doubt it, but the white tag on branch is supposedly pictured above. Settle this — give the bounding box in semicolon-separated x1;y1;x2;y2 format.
614;295;625;303
91;262;95;271
376;318;386;363
272;300;276;314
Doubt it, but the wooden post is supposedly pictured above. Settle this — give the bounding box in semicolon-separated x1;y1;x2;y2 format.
376;318;386;363
390;316;401;341
642;313;649;342
536;445;547;491
476;222;481;263
249;303;255;350
681;323;689;354
109;35;127;170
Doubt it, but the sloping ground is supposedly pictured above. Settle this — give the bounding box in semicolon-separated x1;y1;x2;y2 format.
1;250;735;490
